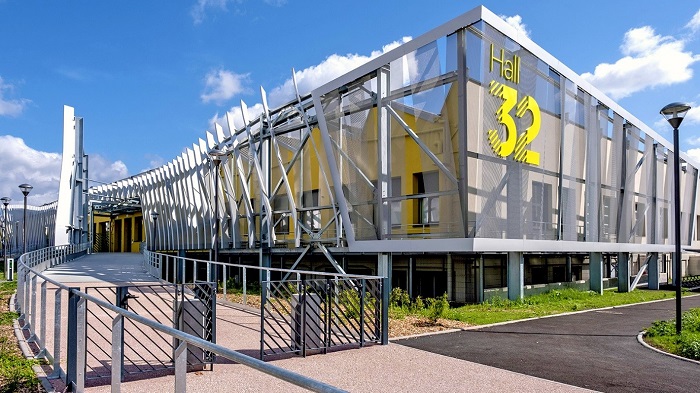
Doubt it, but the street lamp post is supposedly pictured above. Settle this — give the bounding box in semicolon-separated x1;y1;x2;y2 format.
208;148;227;263
208;148;227;285
150;211;159;251
660;102;691;335
1;197;10;277
18;184;32;255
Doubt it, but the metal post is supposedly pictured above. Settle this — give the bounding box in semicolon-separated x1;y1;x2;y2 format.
48;289;63;379
381;276;389;345
76;297;86;392
36;280;47;358
23;195;27;254
174;341;187;393
673;126;682;334
25;274;36;333
1;197;9;278
660;102;691;335
111;315;124;392
66;288;79;391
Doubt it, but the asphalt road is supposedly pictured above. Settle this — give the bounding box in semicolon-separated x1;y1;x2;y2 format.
396;294;700;393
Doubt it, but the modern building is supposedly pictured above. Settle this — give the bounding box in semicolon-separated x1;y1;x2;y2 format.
34;6;700;303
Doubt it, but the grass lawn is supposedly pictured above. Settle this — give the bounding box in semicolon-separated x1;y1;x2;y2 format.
0;280;42;393
391;288;685;326
644;307;700;360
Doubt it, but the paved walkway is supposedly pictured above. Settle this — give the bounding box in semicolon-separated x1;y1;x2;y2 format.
34;253;594;392
396;295;700;393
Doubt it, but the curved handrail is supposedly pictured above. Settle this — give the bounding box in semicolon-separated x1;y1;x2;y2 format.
14;244;345;393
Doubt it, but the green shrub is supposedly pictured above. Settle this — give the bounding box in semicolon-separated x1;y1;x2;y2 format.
681;308;700;332
338;289;360;319
390;288;411;309
646;319;676;337
679;332;700;360
412;296;424;312
427;293;450;323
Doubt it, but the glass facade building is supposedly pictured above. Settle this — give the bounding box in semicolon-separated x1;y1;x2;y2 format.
89;6;700;302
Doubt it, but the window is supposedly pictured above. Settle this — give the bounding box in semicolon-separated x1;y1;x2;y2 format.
272;196;289;234
634;202;646;237
560;187;576;240
391;177;402;227
415;172;439;225
531;181;552;234
302;190;320;231
662;207;669;239
601;195;612;239
134;216;143;242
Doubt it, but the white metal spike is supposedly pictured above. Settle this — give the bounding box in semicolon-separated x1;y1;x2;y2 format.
214;123;226;145
206;131;216;150
240;100;249;125
291;68;301;102
260;86;270;120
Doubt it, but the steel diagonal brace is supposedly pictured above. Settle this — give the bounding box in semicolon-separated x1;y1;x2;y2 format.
240;101;274;245
386;104;459;186
468;173;509;238
628;202;651;243
292;70;343;246
281;245;313;281
307;125;341;236
327;136;375;189
317;243;346;275
262;87;298;236
270;128;311;199
226;115;257;246
630;254;651;291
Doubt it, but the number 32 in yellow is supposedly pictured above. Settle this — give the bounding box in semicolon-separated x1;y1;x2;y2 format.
487;80;541;166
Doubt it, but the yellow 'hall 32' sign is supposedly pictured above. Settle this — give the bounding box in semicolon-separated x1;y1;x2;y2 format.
487;44;541;166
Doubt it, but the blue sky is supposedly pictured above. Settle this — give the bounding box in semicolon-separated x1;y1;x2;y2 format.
0;1;699;204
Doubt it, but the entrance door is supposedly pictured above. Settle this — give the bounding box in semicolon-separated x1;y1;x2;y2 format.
114;220;122;252
124;218;132;252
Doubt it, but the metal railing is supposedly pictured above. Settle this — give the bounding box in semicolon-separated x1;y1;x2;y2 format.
141;251;390;353
15;244;346;393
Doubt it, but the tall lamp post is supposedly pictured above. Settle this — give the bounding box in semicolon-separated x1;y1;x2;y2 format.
660;102;691;335
208;148;227;264
1;197;10;272
150;211;159;251
209;148;227;286
18;184;32;255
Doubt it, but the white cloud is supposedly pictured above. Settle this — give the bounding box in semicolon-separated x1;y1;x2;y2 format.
500;14;529;39
687;135;700;146
687;8;700;33
264;0;287;6
207;37;412;134
140;154;165;173
687;148;700;164
0;135;128;205
0;77;30;117
201;68;250;104
685;105;700;125
209;102;265;135
581;25;700;100
267;36;412;107
89;155;129;185
191;0;227;24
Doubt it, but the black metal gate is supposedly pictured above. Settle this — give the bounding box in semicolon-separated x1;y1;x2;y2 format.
261;277;382;359
84;282;216;382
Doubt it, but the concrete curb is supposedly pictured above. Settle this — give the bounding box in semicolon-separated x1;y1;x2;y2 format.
9;292;57;393
393;293;700;340
636;331;700;366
